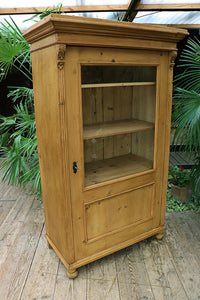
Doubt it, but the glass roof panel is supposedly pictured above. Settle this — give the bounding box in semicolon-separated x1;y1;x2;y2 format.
0;15;37;30
66;11;123;20
0;1;126;29
1;1;200;29
0;11;123;30
134;10;200;25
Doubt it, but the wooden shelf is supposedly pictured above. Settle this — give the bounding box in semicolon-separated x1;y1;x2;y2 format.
83;119;154;140
81;82;156;89
85;154;153;186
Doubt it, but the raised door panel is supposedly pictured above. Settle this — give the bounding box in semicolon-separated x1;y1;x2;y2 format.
65;46;168;261
85;184;155;243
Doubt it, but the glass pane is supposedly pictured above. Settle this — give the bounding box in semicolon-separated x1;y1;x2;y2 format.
84;132;154;186
82;65;156;84
81;65;156;187
67;12;123;20
134;11;200;25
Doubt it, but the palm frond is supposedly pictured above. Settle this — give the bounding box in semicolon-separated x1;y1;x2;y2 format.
175;37;200;92
172;88;200;152
12;104;35;138
24;4;63;23
172;37;200;196
0;16;41;197
0;114;16;133
8;87;34;107
0;132;11;152
0;135;28;185
20;136;38;158
0;17;31;81
21;151;41;197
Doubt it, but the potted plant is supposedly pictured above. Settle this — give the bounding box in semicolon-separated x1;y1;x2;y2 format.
168;165;192;203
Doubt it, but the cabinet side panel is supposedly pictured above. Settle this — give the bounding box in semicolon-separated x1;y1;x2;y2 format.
31;46;74;263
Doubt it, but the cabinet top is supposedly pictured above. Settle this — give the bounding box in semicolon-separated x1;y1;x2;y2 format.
23;14;188;51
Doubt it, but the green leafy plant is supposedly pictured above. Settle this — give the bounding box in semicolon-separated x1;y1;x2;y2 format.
0;97;41;196
24;3;62;23
0;17;39;194
0;18;31;82
0;7;62;197
172;37;200;196
168;165;191;187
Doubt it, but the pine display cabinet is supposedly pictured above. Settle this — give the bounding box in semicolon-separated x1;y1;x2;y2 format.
23;15;187;278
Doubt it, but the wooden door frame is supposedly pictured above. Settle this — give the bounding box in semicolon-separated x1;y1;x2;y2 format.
64;46;169;264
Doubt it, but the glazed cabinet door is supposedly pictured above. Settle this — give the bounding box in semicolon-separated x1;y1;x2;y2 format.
65;46;169;262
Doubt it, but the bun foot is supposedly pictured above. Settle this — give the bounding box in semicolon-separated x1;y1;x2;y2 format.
67;269;78;279
156;232;164;240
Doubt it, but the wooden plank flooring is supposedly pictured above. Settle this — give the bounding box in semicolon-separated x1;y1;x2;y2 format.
169;152;195;167
0;178;199;299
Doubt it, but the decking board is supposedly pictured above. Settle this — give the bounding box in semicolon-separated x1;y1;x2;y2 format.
169;151;195;167
0;200;16;226
0;175;199;299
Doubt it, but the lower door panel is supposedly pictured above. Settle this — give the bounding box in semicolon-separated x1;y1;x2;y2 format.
84;183;154;243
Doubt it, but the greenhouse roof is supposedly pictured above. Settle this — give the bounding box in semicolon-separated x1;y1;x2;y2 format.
0;1;200;29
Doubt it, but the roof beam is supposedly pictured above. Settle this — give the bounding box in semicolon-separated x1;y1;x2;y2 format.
122;0;141;22
0;4;199;16
0;5;128;15
137;4;200;11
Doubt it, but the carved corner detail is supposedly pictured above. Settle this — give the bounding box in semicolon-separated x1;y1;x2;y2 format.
169;50;177;70
57;62;64;70
57;45;66;70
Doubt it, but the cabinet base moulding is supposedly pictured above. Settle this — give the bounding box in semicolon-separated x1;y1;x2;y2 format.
45;226;166;279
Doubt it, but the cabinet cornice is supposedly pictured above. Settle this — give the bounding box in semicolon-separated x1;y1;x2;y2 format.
23;14;188;49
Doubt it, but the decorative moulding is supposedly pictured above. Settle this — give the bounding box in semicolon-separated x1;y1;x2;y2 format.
23;14;188;49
